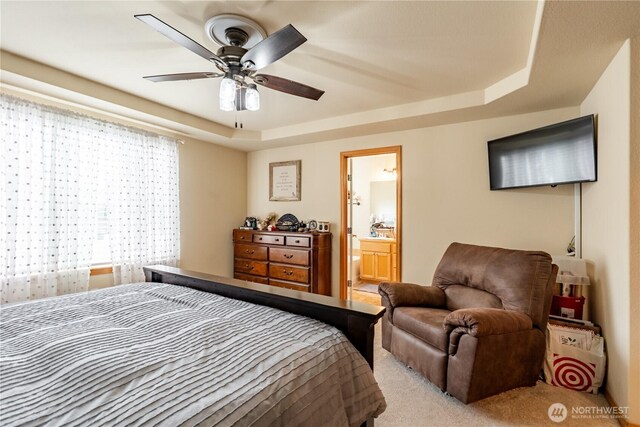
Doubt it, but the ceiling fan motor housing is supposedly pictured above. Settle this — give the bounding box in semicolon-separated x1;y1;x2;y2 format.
225;27;249;47
216;45;247;65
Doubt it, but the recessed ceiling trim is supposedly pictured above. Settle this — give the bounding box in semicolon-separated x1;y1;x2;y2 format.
486;0;545;103
1;14;542;150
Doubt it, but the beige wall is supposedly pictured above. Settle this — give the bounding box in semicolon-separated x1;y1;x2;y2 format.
580;40;634;416
178;137;246;275
248;107;578;297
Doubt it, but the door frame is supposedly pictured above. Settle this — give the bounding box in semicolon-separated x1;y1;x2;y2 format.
339;145;402;300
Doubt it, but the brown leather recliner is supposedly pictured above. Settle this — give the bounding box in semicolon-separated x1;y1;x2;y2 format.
379;242;558;403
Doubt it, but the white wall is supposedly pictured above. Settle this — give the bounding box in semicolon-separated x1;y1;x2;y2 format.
351;156;374;249
580;40;631;413
247;107;578;297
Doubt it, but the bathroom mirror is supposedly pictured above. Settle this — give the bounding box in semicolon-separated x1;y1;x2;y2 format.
370;180;396;226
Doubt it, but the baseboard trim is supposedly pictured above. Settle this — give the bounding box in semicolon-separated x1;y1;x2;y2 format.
604;388;636;427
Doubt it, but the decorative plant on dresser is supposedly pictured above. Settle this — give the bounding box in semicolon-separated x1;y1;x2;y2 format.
233;230;332;295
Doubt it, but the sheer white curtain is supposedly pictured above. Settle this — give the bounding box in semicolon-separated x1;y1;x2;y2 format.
98;124;180;285
1;94;180;303
1;95;98;303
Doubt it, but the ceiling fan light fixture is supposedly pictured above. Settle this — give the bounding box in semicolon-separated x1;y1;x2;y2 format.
219;97;235;112
235;86;247;111
220;75;236;101
246;84;260;111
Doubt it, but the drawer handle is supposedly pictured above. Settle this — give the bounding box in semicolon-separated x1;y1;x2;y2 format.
245;264;254;271
275;238;280;242
284;254;294;259
245;249;255;254
241;236;245;240
258;237;263;241
283;270;293;276
295;240;300;243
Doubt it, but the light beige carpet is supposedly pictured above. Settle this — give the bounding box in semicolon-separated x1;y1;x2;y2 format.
372;324;619;426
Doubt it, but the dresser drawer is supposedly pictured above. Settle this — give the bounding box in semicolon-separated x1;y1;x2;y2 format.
234;259;268;276
269;280;310;292
234;273;269;285
269;264;309;284
286;236;310;247
234;244;267;261
253;234;285;245
269;247;310;266
233;229;254;243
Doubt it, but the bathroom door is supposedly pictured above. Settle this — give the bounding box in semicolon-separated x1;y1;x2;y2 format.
347;158;355;301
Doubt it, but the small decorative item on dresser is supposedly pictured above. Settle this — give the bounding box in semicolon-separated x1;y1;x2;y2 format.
240;217;257;230
317;221;330;233
308;220;318;231
276;213;300;231
258;212;277;231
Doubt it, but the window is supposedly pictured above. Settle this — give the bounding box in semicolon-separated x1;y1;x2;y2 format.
1;94;180;303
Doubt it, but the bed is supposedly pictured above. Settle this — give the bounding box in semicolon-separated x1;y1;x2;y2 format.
0;265;386;426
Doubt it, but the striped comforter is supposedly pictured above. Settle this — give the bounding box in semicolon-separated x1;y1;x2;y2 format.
0;283;386;426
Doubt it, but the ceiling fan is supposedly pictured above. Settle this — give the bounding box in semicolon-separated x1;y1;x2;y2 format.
134;13;324;112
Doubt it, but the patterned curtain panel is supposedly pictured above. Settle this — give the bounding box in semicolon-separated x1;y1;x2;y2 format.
0;94;180;303
100;127;180;285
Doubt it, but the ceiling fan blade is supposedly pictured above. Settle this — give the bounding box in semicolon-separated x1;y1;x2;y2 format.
252;74;324;100
241;25;306;70
143;72;223;82
135;14;227;70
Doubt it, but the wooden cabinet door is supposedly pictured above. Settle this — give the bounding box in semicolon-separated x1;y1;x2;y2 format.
360;251;376;280
375;252;392;281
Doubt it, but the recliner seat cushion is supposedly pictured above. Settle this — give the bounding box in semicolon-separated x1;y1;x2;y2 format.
393;307;451;352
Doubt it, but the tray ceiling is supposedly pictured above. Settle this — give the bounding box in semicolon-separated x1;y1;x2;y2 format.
1;1;639;150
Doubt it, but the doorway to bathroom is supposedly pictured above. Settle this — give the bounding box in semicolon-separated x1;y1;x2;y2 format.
340;146;402;304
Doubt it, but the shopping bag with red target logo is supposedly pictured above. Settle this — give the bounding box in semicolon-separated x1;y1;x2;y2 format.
544;324;606;394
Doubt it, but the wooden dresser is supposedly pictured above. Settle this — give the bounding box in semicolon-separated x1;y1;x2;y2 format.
233;229;332;296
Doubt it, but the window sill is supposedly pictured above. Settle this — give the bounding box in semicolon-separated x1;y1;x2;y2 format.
90;265;113;276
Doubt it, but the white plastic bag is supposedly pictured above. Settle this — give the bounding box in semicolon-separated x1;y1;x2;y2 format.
544;324;606;394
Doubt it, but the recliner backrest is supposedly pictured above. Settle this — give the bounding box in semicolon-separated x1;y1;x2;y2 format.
432;242;555;329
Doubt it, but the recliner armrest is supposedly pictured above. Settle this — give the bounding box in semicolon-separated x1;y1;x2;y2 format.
378;282;446;323
444;308;533;355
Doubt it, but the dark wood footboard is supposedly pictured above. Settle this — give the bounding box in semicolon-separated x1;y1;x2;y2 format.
143;265;385;370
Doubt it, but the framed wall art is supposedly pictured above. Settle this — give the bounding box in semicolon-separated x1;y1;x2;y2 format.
269;160;301;201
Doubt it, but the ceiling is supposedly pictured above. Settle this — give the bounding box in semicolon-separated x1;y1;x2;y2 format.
1;1;639;151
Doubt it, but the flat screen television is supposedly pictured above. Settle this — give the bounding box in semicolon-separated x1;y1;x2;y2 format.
487;115;597;190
